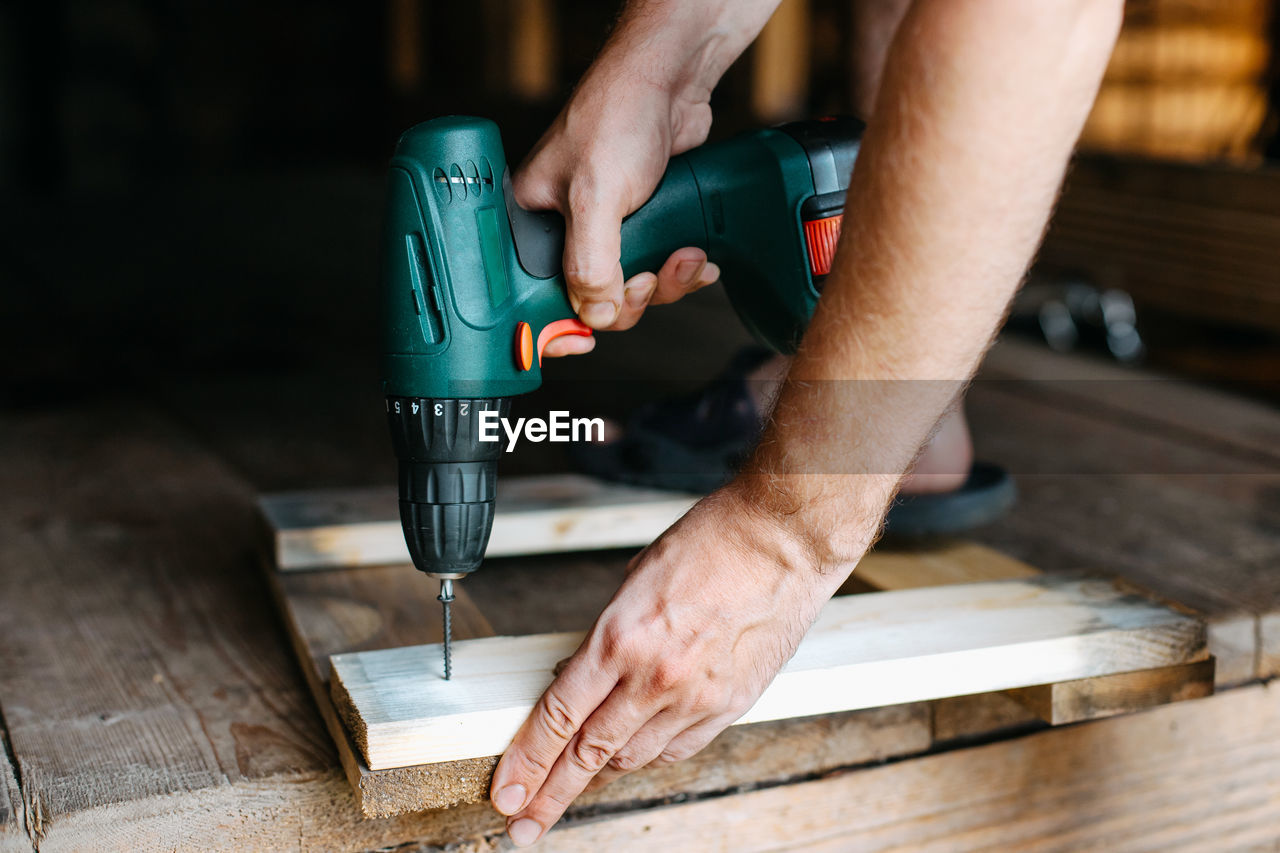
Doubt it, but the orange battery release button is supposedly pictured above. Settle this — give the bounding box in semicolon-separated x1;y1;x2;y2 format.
803;214;843;277
514;321;534;371
536;318;593;366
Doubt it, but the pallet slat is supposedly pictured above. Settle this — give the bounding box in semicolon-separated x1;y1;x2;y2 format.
331;575;1206;770
259;474;697;571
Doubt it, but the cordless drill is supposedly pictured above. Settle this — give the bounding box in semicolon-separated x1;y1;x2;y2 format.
380;115;863;677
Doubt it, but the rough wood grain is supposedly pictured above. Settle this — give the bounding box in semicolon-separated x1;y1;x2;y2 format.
1006;657;1215;725
538;680;1280;853
259;476;697;570
332;575;1205;770
0;743;29;853
0;411;319;822
0;404;524;851
931;693;1040;744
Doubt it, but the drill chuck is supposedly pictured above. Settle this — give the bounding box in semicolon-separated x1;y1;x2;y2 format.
387;396;510;576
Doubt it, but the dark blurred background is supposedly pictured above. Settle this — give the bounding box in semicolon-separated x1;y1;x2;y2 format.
2;0;1278;419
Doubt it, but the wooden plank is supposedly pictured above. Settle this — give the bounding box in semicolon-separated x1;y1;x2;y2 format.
0;742;29;853
276;556;921;818
851;539;1213;730
273;538;1077;814
259;475;697;571
851;541;1047;740
538;680;1280;852
266;499;1036;817
848;540;1039;592
270;545;1039;814
331;575;1205;770
931;693;1040;743
272;557;935;816
1006;657;1215;725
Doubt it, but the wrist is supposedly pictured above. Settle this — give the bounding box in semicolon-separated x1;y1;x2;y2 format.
601;1;776;101
718;473;886;594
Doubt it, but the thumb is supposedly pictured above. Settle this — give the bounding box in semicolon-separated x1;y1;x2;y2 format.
511;153;560;212
562;181;627;329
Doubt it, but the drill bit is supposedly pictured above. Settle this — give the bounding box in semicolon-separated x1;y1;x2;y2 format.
437;578;455;680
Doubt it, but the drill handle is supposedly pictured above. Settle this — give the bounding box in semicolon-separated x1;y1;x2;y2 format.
504;162;707;289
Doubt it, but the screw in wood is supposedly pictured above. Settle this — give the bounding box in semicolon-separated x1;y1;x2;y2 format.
438;578;455;680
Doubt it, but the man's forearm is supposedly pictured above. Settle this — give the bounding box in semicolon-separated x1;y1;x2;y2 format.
595;0;780;110
743;0;1123;572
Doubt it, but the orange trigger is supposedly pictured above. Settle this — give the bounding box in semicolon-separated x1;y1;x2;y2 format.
536;319;593;366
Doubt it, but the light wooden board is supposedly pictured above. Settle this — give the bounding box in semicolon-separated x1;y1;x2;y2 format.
539;679;1280;853
259;475;698;571
271;557;935;816
854;541;1214;730
331;575;1206;770
847;540;1040;592
271;557;927;819
270;538;1028;815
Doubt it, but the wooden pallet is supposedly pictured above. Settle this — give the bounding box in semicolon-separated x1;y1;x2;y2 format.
4;338;1276;850
259;479;1214;816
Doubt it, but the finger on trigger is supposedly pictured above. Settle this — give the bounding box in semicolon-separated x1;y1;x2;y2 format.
541;334;596;359
610;272;658;331
651;247;710;305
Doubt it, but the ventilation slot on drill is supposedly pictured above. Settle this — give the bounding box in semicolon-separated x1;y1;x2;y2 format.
433;167;451;204
434;161;495;203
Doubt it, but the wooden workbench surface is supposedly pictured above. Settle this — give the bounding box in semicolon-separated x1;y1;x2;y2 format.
1;337;1278;852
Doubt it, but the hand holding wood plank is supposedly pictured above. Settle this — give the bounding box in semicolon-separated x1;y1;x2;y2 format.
489;486;843;846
